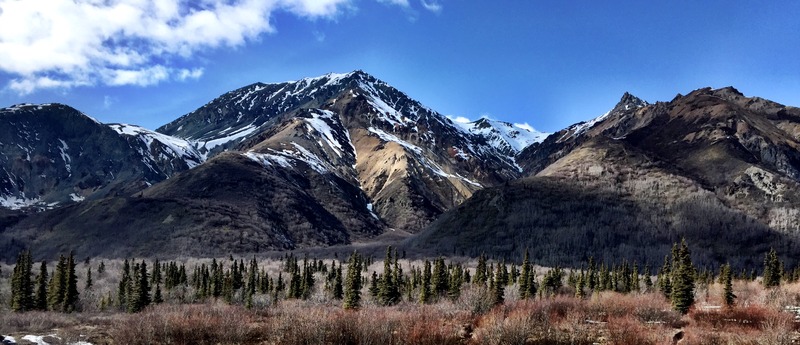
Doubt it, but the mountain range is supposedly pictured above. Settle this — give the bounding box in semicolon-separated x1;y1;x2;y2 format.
1;71;799;267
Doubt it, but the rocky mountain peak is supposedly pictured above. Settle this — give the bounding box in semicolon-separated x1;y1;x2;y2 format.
616;92;648;110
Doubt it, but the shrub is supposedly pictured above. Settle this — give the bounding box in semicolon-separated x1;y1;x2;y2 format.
110;303;267;345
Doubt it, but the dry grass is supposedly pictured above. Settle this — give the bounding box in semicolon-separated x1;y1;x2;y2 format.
4;256;800;344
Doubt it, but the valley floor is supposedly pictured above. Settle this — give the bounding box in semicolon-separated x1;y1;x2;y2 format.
2;286;800;345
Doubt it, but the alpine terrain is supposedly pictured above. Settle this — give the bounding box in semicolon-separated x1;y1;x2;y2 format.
412;87;800;268
0;71;548;259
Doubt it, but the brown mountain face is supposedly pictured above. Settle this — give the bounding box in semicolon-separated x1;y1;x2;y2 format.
1;71;524;259
412;87;800;267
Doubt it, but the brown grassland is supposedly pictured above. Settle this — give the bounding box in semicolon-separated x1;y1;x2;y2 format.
2;257;800;344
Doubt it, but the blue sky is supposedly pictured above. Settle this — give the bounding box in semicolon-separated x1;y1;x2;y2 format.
1;1;798;133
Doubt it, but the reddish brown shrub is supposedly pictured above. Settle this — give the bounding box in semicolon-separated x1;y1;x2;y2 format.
689;304;793;331
110;303;268;345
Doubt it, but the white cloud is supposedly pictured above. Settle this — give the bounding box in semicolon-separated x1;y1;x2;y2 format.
103;95;117;109
0;0;351;94
379;0;411;7
446;115;473;124
420;0;442;13
514;122;537;132
177;68;205;81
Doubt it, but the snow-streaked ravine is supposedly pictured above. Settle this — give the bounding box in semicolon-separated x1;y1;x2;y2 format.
109;123;204;168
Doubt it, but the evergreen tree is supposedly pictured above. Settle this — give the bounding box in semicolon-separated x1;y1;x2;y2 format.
420;259;432;304
721;263;735;307
246;257;258;304
378;246;398;305
369;272;380;298
671;239;695;314
343;251;363;310
98;261;106;275
519;249;531;299
474;253;488;286
431;257;449;297
763;248;781;288
151;259;162;286
11;250;34;312
448;264;463;300
492;262;504;306
128;260;150;313
658;255;672;299
62;253;80;313
117;259;131;309
154;283;164;304
86;266;93;290
576;270;586;298
333;266;344;300
34;261;48;311
643;264;653;291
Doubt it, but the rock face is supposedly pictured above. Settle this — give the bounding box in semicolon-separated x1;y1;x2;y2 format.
0;71;537;258
412;87;800;267
0;104;201;210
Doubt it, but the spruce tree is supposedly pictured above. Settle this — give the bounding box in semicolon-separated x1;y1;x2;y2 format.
62;253;80;313
47;255;67;311
721;263;735;307
658;256;672;299
474;254;488;286
432;257;448;297
378;246;397;305
86;266;93;290
34;261;48;311
333;265;344;300
154;283;164;304
448;264;463;300
343;251;363;310
763;248;781;288
369;272;380;298
420;259;432;304
519;249;531;299
11;250;34;312
671;239;695;314
118;259;131;309
492;262;504;306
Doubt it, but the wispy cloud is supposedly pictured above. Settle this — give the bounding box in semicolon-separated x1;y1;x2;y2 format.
0;0;351;94
379;0;411;7
420;0;442;13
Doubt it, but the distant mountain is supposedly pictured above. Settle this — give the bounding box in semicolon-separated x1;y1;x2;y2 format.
411;87;800;268
0;71;533;258
452;118;550;170
0;104;200;211
5;75;800;265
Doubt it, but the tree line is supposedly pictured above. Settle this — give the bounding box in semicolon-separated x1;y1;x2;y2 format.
8;242;796;314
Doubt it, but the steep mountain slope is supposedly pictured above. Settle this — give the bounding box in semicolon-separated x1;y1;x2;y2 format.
0;104;201;211
413;87;800;267
1;71;532;259
157;71;523;232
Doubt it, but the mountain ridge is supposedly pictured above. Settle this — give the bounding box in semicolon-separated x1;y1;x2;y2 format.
2;73;800;264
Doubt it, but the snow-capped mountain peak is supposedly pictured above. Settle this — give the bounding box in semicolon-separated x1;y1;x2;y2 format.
452;116;551;153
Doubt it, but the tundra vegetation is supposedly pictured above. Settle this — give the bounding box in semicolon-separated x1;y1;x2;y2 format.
2;243;800;344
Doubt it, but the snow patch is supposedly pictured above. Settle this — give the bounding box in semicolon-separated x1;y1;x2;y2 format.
57;139;71;174
69;193;85;202
109;124;204;168
0;194;41;210
20;334;92;345
243;143;330;174
366;203;379;219
304;110;346;158
200;124;258;152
